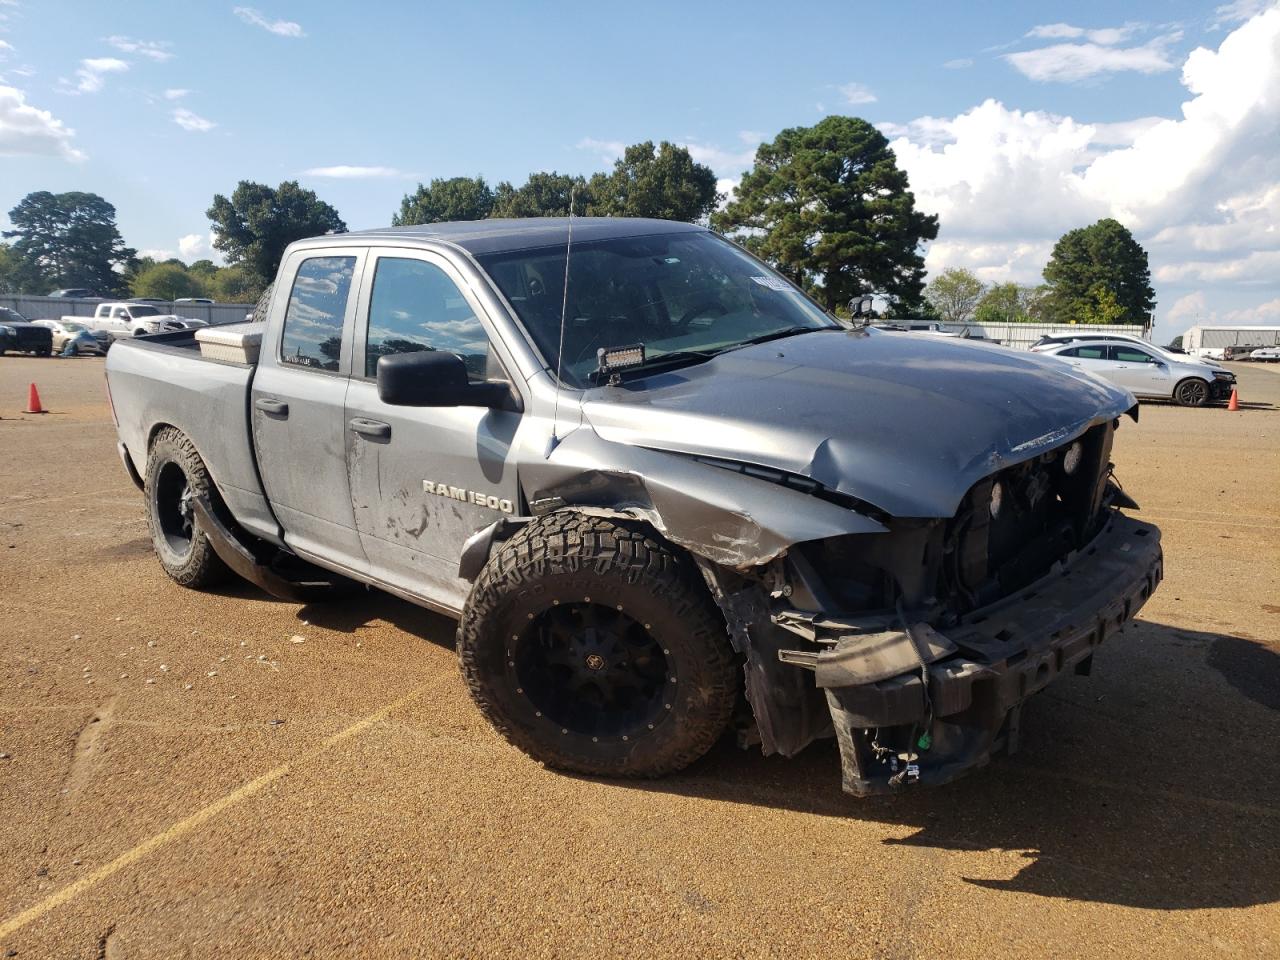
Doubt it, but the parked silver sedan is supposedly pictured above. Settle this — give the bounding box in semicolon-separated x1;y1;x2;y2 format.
31;319;108;355
1037;339;1236;406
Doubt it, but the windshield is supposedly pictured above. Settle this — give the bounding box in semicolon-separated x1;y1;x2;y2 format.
0;308;26;323
128;305;162;317
62;321;86;332
477;231;838;387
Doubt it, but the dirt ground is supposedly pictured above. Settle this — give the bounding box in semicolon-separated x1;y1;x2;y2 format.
0;354;1277;959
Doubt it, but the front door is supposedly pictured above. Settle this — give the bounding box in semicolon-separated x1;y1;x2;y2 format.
344;250;527;611
251;251;368;573
1107;344;1171;396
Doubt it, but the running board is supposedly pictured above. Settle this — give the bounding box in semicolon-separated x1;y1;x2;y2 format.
192;497;334;603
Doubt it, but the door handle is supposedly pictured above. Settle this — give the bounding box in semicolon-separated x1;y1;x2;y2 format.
349;417;391;440
254;397;289;416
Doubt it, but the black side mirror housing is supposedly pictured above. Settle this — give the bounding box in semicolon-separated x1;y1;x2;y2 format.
376;351;518;410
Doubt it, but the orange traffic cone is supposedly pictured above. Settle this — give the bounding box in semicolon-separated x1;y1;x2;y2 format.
1227;387;1240;411
24;382;45;414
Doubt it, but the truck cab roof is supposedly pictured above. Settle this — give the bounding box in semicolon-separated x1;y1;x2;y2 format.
324;217;705;256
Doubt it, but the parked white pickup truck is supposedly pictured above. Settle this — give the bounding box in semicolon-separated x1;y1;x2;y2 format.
76;302;204;341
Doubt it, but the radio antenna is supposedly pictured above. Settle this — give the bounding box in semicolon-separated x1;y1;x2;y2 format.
545;183;576;459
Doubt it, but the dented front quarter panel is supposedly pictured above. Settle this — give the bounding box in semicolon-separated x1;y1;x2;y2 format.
520;427;887;570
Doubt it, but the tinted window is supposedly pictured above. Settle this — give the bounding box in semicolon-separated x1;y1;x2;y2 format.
1061;345;1106;359
364;257;491;380
280;256;356;371
1112;346;1156;363
129;306;161;317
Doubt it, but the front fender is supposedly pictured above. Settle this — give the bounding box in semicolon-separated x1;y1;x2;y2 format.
518;428;886;571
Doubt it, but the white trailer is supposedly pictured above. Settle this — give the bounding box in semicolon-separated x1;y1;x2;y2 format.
1183;325;1280;360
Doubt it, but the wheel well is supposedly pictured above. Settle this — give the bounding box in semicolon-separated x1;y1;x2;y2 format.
1174;376;1210;392
147;421;180;450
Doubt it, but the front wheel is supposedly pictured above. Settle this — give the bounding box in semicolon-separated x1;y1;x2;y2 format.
1174;377;1210;407
458;514;738;778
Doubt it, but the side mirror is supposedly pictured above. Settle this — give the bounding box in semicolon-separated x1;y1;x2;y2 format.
376;350;517;410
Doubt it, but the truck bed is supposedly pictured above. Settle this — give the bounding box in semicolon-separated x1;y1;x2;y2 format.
106;334;281;545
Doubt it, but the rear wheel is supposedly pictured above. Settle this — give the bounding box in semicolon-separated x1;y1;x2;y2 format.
144;428;229;588
1174;377;1210;407
458;513;738;778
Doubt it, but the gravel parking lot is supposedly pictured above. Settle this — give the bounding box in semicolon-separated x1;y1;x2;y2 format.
1;355;1277;959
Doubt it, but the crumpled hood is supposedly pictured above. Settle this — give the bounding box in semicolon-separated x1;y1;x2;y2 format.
581;328;1134;519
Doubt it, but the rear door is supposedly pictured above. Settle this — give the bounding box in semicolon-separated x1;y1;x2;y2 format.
251;248;369;573
344;249;527;612
1056;344;1111;378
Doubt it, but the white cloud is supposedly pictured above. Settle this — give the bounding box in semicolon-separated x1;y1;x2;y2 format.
233;7;305;38
0;39;12;56
682;138;760;172
943;58;974;69
106;36;174;62
1211;1;1270;29
839;82;877;105
302;165;406;178
139;247;175;260
172;107;215;132
1026;23;1141;45
1005;32;1180;82
1168;290;1280;325
178;233;207;259
576;137;625;164
65;57;128;95
0;84;84;160
162;88;189;100
884;7;1280;335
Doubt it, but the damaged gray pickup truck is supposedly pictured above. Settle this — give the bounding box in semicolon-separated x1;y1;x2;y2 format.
105;218;1163;796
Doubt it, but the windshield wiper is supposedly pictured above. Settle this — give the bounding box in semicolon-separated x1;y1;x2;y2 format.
736;325;828;347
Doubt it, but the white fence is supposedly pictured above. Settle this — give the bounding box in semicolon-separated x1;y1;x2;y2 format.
1;295;254;326
957;323;1147;351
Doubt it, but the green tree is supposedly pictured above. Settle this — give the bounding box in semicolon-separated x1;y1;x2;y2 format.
924;268;985;324
207;181;346;289
211;264;266;303
712;116;938;311
0;243;17;293
1079;284;1128;325
587;141;720;222
130;262;202;300
1043;218;1155;324
973;282;1023;324
3;191;137;295
393;176;494;225
491;172;589;218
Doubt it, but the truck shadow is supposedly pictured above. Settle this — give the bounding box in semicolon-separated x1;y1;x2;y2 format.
633;620;1280;911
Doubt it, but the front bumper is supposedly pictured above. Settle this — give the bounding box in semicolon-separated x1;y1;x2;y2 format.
782;512;1162;797
1210;378;1235;401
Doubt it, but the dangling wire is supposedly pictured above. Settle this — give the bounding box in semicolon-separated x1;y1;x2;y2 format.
546;184;576;459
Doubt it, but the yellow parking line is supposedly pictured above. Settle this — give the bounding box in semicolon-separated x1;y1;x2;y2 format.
0;685;427;943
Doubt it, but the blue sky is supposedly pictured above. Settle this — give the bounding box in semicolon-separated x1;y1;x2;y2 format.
2;0;1278;340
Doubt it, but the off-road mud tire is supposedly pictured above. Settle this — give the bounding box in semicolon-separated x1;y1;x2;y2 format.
144;427;230;588
458;513;738;778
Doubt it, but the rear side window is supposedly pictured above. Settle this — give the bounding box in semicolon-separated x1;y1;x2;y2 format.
280;256;357;372
364;257;492;380
1061;345;1106;359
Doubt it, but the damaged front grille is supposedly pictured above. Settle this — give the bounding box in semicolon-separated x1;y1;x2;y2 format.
789;421;1120;622
946;421;1116;611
